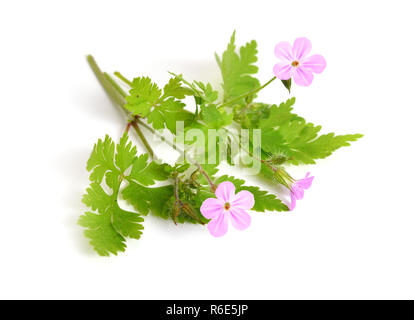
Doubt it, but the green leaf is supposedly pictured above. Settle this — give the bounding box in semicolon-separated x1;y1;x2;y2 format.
148;98;193;133
115;133;137;172
82;182;113;214
87;135;116;183
200;104;233;129
163;76;193;99
147;109;165;129
293;132;364;162
123;184;174;218
123;180;207;224
118;149;176;221
124;76;194;133
193;81;219;104
112;209;144;239
124;77;162;117
129;153;170;186
215;175;289;212
216;31;260;104
78;212;126;256
80;182;144;256
79;134;146;256
259;98;301;129
259;99;362;165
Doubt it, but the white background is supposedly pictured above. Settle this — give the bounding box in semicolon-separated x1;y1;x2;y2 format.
1;0;413;299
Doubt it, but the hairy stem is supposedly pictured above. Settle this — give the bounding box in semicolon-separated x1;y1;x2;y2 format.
195;163;216;192
217;76;277;109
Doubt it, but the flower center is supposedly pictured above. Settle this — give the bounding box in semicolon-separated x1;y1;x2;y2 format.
224;202;231;210
291;60;300;67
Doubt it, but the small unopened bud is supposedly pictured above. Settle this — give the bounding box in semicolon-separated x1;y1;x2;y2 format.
269;153;289;165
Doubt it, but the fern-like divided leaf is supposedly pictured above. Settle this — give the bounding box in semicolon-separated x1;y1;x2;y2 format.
124;76;193;133
79;134;171;256
252;98;363;165
216;31;260;105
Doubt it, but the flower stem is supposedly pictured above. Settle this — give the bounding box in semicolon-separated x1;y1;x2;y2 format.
195;163;216;192
217;76;277;109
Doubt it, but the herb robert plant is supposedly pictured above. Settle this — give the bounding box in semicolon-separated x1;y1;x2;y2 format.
80;32;362;255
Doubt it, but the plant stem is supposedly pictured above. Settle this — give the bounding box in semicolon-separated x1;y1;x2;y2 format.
134;118;216;191
130;120;155;159
195;163;216;192
87;55;219;192
135;118;178;150
104;72;127;98
114;71;133;86
87;55;155;159
217;76;277;109
125;122;132;134
86;55;127;113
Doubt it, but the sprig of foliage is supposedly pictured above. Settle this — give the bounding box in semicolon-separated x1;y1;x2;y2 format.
82;32;362;255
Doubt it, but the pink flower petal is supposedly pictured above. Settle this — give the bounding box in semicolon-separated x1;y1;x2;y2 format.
228;207;251;230
292;185;305;200
207;213;229;237
215;181;235;203
200;198;225;219
290;193;296;211
273;63;293;80
302;54;326;74
274;41;293;61
292;37;312;61
296;173;314;189
231;190;255;210
292;67;314;86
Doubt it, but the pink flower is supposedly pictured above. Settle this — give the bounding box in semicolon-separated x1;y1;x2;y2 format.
200;181;255;237
289;172;314;210
273;37;327;86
